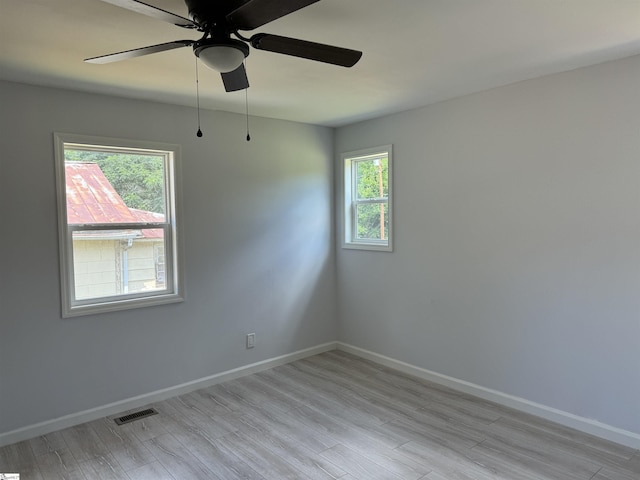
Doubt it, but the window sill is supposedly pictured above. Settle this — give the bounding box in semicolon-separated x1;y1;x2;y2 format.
343;241;392;252
63;293;184;318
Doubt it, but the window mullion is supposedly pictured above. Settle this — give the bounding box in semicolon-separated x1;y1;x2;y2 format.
68;223;167;231
353;198;388;205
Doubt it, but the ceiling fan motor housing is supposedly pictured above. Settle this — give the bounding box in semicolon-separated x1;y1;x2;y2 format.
185;0;246;30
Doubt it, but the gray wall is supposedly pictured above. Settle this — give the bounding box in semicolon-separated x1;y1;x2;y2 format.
335;55;640;435
0;81;337;434
1;54;638;440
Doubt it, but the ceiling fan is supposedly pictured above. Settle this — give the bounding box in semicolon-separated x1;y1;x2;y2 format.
85;0;363;92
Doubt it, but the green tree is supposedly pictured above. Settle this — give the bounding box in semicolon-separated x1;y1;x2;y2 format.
65;149;165;214
355;158;388;240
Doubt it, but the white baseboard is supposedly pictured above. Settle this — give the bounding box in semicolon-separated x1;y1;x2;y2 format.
0;341;337;448
4;340;638;450
336;342;640;449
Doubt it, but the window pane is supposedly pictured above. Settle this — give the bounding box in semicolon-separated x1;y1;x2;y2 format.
72;229;167;301
356;157;388;200
64;150;166;225
356;202;389;240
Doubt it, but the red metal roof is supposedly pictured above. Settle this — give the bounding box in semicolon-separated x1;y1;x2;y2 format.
66;163;164;239
130;208;164;239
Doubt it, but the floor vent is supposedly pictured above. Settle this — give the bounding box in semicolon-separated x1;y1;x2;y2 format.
114;408;158;425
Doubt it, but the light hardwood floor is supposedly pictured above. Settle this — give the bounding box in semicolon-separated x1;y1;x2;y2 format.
1;350;638;479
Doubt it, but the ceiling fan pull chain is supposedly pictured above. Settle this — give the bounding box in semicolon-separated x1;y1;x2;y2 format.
245;61;251;142
195;57;203;137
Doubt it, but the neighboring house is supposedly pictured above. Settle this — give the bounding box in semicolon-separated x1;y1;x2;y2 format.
65;162;165;300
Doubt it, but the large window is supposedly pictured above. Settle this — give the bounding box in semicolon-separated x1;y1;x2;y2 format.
343;145;393;251
54;133;183;317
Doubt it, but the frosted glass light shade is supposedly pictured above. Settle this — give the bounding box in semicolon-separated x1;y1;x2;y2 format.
198;45;246;73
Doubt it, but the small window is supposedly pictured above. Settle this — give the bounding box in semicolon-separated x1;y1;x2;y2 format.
54;133;183;317
343;145;393;251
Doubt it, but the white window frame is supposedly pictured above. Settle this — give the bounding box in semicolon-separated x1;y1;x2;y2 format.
342;145;393;252
54;133;184;317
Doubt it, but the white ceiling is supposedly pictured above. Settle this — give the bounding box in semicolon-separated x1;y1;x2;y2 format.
1;0;639;127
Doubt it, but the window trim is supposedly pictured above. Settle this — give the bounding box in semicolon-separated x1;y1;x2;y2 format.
342;145;393;252
54;132;184;317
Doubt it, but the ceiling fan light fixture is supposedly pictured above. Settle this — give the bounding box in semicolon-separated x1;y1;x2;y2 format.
194;39;249;73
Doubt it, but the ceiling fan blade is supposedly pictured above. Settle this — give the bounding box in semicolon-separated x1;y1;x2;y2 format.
227;0;320;30
98;0;198;28
85;40;194;64
250;34;362;67
221;64;250;92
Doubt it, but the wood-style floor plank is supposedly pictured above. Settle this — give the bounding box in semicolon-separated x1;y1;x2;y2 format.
125;461;175;480
320;443;404;480
87;417;156;471
35;448;86;480
397;439;529;480
238;406;339;454
237;420;346;480
77;453;127;480
472;438;598;480
216;431;308;480
168;424;266;480
143;432;221;480
27;432;67;457
0;440;38;472
591;468;637;480
59;423;111;465
2;350;638;480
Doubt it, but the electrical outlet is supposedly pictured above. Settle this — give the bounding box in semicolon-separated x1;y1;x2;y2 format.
246;333;255;349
